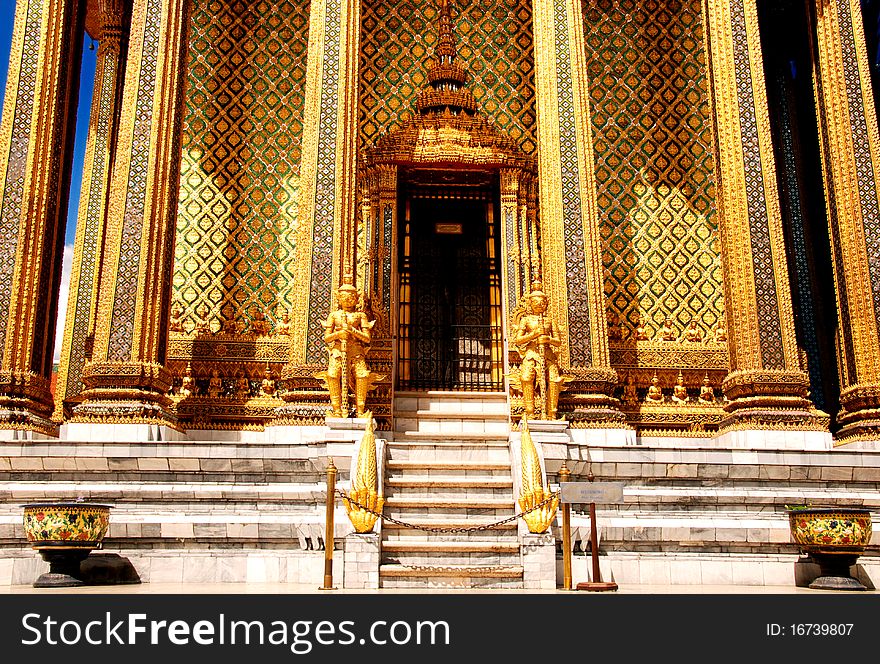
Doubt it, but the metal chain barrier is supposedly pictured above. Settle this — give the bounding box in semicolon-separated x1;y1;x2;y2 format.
336;488;559;534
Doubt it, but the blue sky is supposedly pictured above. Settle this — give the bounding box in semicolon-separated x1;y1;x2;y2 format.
0;2;96;246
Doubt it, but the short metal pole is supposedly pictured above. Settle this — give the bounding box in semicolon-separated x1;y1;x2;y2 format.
589;500;601;583
576;470;617;591
319;458;337;590
559;463;572;590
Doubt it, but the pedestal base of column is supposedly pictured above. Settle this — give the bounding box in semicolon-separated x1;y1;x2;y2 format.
70;362;178;429
273;363;329;426
520;532;556;590
720;370;829;441
835;384;880;444
0;372;59;436
343;532;380;589
563;367;630;430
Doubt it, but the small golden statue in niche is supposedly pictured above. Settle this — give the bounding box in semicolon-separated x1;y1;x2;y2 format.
683;320;703;343
672;370;688;403
659;316;677;342
221;317;238;335
261;364;277;397
195;303;211;336
250;307;270;336
511;281;567;420
621;373;637;405
207;369;223;399
234;371;250;400
633;314;649;341
274;310;291;337
607;310;622;341
712;320;727;343
179;363;194;398
169;301;184;333
646;371;664;402
700;373;715;402
316;281;381;418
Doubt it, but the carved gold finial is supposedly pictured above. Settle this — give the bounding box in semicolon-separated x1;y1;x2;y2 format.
518;418;559;534
343;412;385;533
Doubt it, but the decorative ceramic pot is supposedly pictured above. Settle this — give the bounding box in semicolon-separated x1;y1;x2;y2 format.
787;507;873;591
22;503;112;588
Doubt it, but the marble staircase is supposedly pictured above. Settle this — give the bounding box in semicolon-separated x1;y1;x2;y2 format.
379;391;522;588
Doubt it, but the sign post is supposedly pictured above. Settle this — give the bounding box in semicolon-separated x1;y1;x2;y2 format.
559;475;623;592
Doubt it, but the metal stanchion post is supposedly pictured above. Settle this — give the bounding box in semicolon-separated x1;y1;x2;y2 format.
576;471;617;592
319;458;338;590
559;463;572;590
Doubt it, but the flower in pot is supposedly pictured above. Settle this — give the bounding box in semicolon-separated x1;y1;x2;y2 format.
786;506;873;591
22;502;112;588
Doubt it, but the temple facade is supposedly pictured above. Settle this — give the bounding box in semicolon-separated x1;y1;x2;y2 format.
0;0;878;588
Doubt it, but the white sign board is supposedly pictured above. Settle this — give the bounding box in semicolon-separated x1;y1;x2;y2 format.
559;482;625;504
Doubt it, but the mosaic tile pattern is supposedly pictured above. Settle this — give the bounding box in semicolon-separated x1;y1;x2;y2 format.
838;0;880;336
109;0;163;360
359;0;536;156
0;0;41;359
306;0;340;364
729;0;784;368
175;0;310;333
582;0;725;340
556;0;591;365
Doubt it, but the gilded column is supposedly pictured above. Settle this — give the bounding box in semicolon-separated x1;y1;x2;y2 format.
54;0;128;421
72;0;190;427
812;0;880;442
278;0;361;422
0;0;85;435
376;163;396;330
705;0;826;432
532;0;622;425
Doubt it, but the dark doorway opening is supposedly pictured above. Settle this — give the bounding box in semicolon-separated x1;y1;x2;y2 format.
396;170;504;391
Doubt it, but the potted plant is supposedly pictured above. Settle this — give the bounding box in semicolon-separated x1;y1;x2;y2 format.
22;502;112;587
786;505;872;591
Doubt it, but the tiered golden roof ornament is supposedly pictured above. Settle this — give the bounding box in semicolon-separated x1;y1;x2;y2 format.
364;0;533;171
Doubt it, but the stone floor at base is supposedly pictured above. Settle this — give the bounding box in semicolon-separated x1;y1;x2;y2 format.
0;582;852;594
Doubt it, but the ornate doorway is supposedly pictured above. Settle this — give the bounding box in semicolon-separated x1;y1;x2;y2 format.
397;171;504;391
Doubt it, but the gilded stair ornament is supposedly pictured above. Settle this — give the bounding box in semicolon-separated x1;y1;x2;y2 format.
342;412;385;534
510;281;569;420
315;283;383;418
517;418;559;534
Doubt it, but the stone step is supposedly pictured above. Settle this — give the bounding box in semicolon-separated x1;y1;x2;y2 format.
392;431;509;442
396;411;510;421
381;540;520;554
379;563;523;579
386;460;510;473
393;418;510;435
386;487;513;501
0;481;326;504
384;496;514;510
393;391;509;416
385;446;510;464
386;477;513;489
381;518;518;533
382;551;521;567
379;575;524;589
